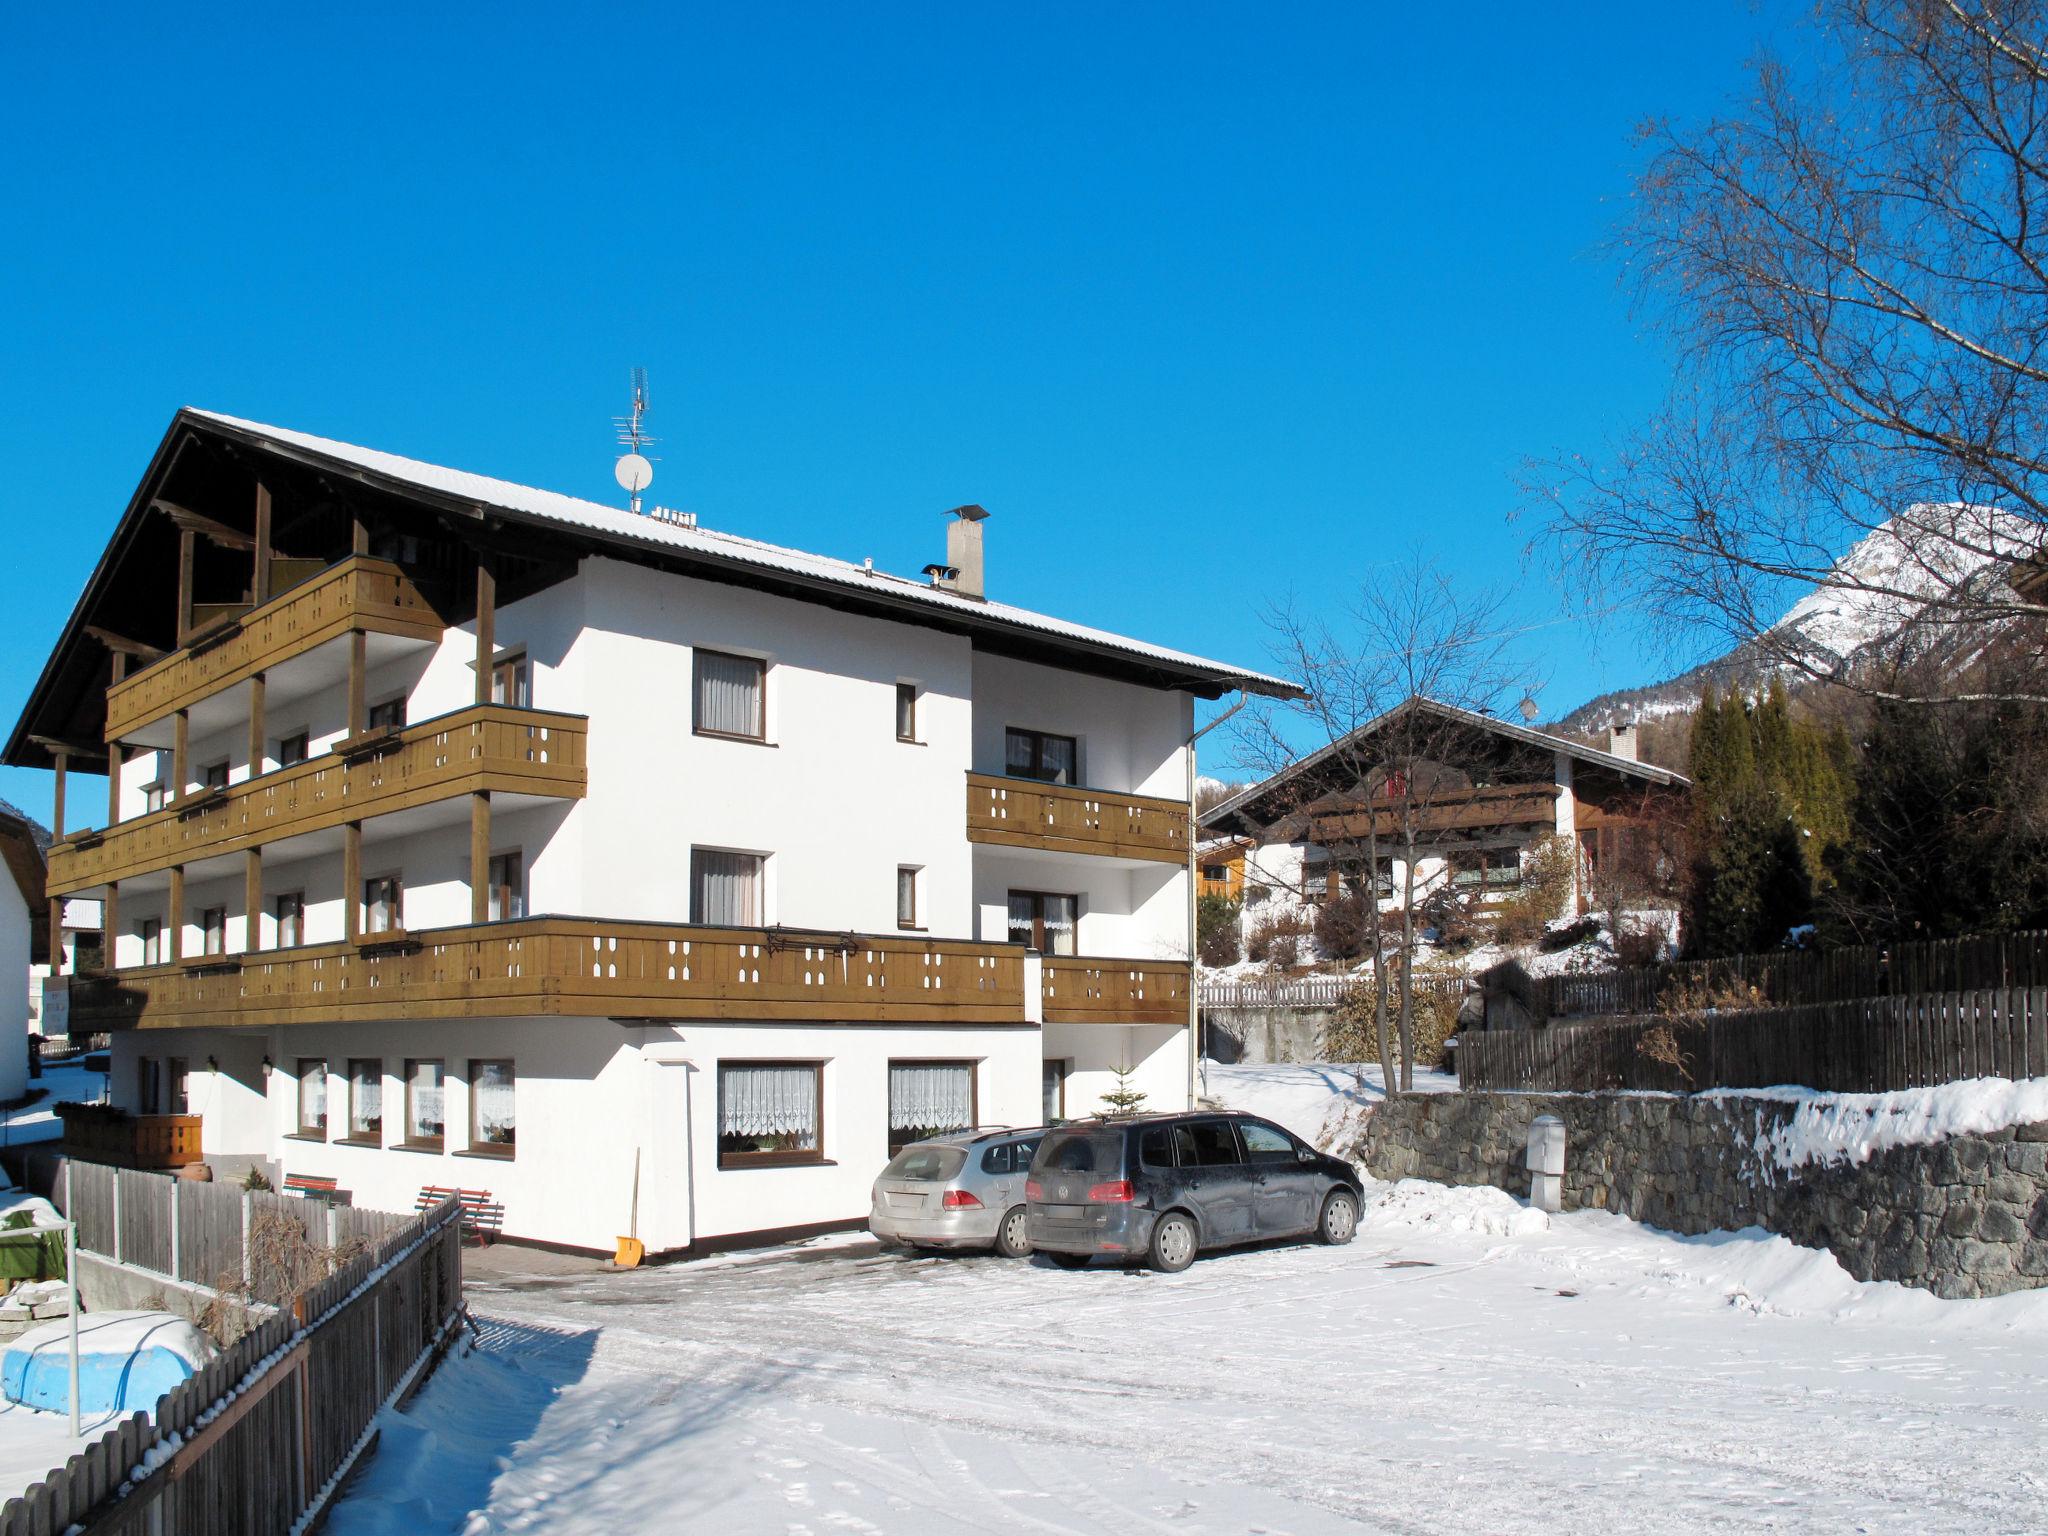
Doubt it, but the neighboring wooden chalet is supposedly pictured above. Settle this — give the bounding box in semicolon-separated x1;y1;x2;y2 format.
1203;698;1689;920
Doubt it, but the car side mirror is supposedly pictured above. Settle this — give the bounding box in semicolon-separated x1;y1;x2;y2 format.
1297;1148;1315;1164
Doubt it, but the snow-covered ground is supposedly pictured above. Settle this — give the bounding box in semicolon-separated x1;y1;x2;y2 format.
1203;1060;1454;1149
327;1182;2048;1535
0;1398;127;1508
0;1060;107;1148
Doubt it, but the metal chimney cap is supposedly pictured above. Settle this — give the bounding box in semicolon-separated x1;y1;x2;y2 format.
946;504;990;522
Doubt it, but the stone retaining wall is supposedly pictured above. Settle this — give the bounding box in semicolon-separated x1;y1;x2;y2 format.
1359;1091;2048;1299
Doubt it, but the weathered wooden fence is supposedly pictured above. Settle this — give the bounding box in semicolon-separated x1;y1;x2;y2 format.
1201;974;1465;1011
1457;987;2048;1094
28;1157;413;1307
0;1195;463;1536
1536;930;2048;1019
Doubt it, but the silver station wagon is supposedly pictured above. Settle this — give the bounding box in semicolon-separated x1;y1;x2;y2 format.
869;1127;1047;1256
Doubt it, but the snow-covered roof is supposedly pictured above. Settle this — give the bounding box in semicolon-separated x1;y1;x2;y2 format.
1203;695;1688;836
186;410;1301;699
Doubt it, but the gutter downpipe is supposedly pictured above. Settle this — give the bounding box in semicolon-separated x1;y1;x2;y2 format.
1187;685;1251;1108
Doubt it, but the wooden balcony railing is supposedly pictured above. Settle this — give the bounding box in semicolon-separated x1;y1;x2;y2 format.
68;919;1028;1031
965;772;1189;864
1306;782;1561;844
1041;955;1191;1025
104;556;445;742
56;1105;204;1170
50;705;587;895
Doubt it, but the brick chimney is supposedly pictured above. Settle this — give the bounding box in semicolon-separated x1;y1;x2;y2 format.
935;505;988;600
1607;722;1639;761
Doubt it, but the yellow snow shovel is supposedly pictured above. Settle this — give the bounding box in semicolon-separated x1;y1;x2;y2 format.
614;1149;644;1268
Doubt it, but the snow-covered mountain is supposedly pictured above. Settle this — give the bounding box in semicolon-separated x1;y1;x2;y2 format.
1557;505;2038;735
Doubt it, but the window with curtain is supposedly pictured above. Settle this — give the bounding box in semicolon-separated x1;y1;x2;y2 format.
887;1061;975;1153
469;1060;516;1152
403;1059;445;1147
167;1057;189;1115
895;683;917;742
276;892;305;948
347;1059;383;1141
691;849;764;926
694;649;766;740
1004;727;1077;785
1042;1060;1066;1123
297;1059;327;1137
364;876;403;935
1007;890;1078;955
491;653;531;708
201;906;226;956
718;1062;822;1166
488;851;525;921
139;918;162;966
896;866;919;929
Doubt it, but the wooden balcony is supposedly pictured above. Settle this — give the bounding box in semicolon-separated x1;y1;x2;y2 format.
965;772;1189;864
67;919;1028;1031
50;705;587;895
104;556;444;742
1040;956;1191;1025
56;1105;204;1170
1306;782;1561;844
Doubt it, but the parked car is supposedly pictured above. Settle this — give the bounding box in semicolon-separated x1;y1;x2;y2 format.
869;1127;1047;1256
1026;1111;1361;1273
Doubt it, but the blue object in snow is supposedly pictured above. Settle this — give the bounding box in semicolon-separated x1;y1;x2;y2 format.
2;1314;205;1416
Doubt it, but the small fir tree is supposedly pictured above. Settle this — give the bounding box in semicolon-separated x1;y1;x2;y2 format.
1097;1059;1149;1116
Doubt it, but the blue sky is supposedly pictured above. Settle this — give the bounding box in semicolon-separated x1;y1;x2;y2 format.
0;5;1796;825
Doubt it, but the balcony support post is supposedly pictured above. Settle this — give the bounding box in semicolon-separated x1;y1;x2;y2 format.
252;483;273;605
48;899;62;977
245;848;263;955
471;792;492;924
474;553;496;706
351;509;370;556
247;672;266;777
50;749;66;841
176;527;196;647
168;865;185;962
346;631;366;735
104;882;118;972
172;710;189;804
342;822;361;943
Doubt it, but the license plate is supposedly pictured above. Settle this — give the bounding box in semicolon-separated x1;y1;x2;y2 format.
1042;1204;1083;1221
886;1192;926;1210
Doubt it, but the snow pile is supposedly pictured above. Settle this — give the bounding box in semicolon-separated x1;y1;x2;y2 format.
1359;1177;1551;1237
2;1312;215;1416
1204;1061;1454;1151
0;1187;61;1228
1715;1077;2048;1174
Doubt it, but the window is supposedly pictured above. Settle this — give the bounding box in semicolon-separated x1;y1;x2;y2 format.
166;1057;189;1116
1452;848;1523;890
277;731;310;769
143;782;167;815
201;760;230;791
469;1060;516;1152
1200;863;1228;883
979;1137;1041;1175
691;849;763;926
139;917;163;966
717;1062;822;1167
200;905;227;956
363;875;403;935
403;1059;445;1149
887;1061;975;1154
1302;854;1332;906
491;653;532;708
895;683;918;742
1241;1120;1299;1164
693;649;765;740
1139;1126;1176;1168
346;1059;383;1142
137;1056;161;1115
487;851;525;922
366;697;406;732
896;866;920;929
1004;727;1077;785
1007;890;1078;955
1173;1120;1243;1167
296;1059;328;1137
275;892;305;948
1041;1059;1067;1122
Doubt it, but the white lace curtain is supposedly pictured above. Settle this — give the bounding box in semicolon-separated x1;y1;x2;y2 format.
889;1064;972;1131
693;850;763;926
409;1062;445;1138
695;650;764;737
473;1061;516;1144
722;1065;818;1138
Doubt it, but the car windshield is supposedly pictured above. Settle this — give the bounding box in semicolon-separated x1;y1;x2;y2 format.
1032;1128;1123;1175
881;1145;967;1182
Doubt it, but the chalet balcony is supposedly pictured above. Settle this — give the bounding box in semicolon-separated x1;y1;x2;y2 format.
965;772;1189;865
55;1103;205;1170
1306;782;1561;845
49;705;587;896
65;919;1028;1032
1040;955;1191;1025
103;555;444;745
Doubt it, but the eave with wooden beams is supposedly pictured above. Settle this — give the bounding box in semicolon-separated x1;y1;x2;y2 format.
964;772;1190;864
48;704;587;897
1305;782;1563;846
66;919;1030;1031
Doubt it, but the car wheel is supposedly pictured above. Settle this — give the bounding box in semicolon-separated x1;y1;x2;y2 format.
1046;1251;1092;1269
1318;1189;1359;1246
1148;1212;1198;1273
994;1205;1032;1259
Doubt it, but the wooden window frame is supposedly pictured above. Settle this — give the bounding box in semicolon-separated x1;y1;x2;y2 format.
1007;889;1080;955
1042;1058;1069;1123
692;648;768;743
895;682;919;743
467;1059;517;1158
277;730;310;769
400;1057;446;1151
199;905;227;956
886;1058;977;1155
166;1056;189;1116
366;695;407;732
896;865;922;931
143;781;167;815
139;917;162;966
343;1058;384;1145
716;1059;826;1170
1004;726;1079;786
690;847;767;927
490;650;532;709
275;891;306;949
362;874;404;937
201;760;230;792
295;1057;329;1139
487;849;525;923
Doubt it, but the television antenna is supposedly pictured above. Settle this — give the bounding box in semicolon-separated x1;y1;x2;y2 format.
613;368;656;513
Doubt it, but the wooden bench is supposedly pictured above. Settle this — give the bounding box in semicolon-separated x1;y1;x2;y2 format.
416;1185;504;1246
283;1173;339;1199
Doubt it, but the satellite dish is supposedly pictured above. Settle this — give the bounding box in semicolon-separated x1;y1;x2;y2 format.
615;453;653;494
1518;694;1541;724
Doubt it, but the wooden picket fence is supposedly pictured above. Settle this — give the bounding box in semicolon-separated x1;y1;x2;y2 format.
1200;973;1464;1011
0;1194;463;1536
1537;929;2048;1020
1457;987;2048;1094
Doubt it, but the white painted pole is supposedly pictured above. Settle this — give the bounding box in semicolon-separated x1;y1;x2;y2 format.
65;1218;79;1438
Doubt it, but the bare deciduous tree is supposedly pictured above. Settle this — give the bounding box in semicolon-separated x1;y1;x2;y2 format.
1531;0;2048;703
